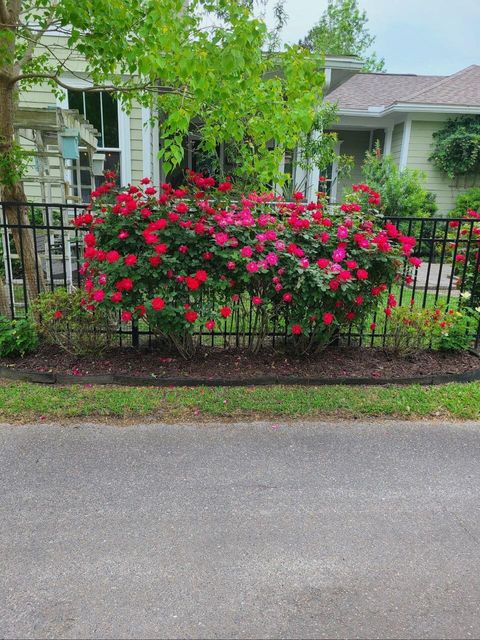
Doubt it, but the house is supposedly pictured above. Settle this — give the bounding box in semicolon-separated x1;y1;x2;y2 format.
324;65;480;214
15;29;480;214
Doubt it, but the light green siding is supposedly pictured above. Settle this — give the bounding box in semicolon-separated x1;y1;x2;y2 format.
337;130;371;199
391;123;404;165
407;120;472;215
16;34;146;200
129;102;145;184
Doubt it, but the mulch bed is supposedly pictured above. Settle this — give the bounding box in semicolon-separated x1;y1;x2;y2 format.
1;345;479;382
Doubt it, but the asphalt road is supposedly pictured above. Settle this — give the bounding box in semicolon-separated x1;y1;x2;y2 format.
1;420;480;639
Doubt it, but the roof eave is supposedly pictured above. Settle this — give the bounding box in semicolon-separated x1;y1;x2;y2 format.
336;103;480;117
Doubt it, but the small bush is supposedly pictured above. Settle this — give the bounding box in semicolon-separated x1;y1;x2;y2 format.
362;148;437;218
31;288;115;355
0;316;38;358
387;305;473;356
449;188;480;218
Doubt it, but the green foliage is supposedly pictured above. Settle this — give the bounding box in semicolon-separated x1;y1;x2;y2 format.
31;288;115;355
449;187;480;217
0;316;39;358
4;0;330;190
361;149;437;217
430;116;480;180
387;305;473;356
0;142;33;189
300;0;385;72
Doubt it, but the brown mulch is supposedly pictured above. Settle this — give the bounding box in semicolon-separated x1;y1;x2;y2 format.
1;345;479;381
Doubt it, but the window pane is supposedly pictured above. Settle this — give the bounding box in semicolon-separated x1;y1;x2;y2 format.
103;151;121;185
84;93;102;145
68;91;84;115
102;93;119;148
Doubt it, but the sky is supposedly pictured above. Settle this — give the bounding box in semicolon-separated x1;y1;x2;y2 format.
265;0;480;75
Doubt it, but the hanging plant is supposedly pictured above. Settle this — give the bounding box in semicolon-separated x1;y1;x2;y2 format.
429;116;480;180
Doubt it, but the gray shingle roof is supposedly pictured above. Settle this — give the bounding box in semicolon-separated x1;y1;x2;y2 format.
325;66;480;111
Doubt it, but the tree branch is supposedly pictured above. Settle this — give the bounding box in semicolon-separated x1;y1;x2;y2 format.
9;72;191;98
0;0;9;24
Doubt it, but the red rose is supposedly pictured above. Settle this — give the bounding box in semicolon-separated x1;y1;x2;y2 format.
220;306;232;318
106;250;121;263
322;312;334;325
186;276;200;291
151;297;165;311
53;310;63;319
356;269;368;280
205;320;215;331
124;254;138;266
185;310;198;323
195;270;208;283
121;310;133;322
291;324;302;335
110;292;122;303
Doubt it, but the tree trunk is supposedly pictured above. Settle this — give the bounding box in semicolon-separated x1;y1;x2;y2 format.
0;58;45;315
0;275;9;316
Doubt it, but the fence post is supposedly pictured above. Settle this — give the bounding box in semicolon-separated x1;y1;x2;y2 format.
131;320;140;349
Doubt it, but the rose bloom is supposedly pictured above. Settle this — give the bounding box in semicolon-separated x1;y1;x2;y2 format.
409;256;422;268
121;310;133;322
91;289;105;302
205;319;216;331
322;312;334;325
291;324;302;335
282;292;293;303
110;292;122;303
196;270;208;283
246;261;258;273
53;310;63;319
106;250;120;263
124;254;138;266
317;258;330;269
240;246;254;258
185;310;198;323
186;276;200;291
356;268;369;280
151;297;165;311
220;306;232;318
252;296;263;306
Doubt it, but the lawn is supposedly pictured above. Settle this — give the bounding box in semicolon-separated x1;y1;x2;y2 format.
1;379;479;422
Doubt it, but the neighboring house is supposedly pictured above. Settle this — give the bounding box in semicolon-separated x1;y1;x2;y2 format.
324;65;480;214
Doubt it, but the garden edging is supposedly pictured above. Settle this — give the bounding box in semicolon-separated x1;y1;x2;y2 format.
2;364;480;387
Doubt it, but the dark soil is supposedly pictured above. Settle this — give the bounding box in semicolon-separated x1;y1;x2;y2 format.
1;346;479;381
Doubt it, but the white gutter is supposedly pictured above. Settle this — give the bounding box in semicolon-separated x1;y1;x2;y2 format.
335;104;480;118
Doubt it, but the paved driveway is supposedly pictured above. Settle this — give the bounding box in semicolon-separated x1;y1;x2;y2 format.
1;420;480;639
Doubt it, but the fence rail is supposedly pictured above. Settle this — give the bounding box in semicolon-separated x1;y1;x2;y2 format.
1;201;479;349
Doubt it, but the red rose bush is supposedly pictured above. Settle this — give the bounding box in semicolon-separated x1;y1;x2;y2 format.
75;172;420;357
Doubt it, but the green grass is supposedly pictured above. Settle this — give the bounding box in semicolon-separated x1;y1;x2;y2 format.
1;379;479;422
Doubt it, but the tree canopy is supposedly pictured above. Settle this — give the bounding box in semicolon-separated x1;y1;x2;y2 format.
300;0;385;73
0;0;329;191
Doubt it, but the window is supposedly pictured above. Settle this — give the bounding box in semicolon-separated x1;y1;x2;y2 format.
68;91;121;199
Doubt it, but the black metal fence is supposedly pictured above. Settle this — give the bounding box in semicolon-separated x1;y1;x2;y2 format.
1;201;479;349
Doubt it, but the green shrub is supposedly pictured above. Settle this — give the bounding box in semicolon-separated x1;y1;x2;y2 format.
430;116;480;180
449;187;480;218
0;316;38;358
31;288;115;355
387;305;474;356
361;148;437;218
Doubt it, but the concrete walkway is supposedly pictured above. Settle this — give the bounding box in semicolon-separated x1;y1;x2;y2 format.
1;420;480;639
